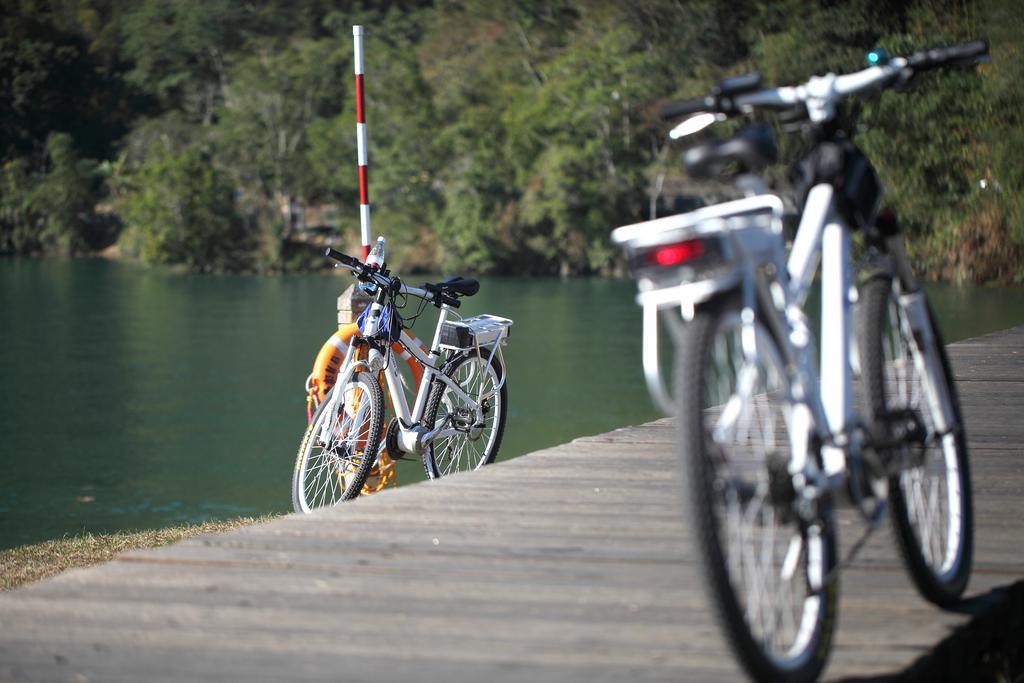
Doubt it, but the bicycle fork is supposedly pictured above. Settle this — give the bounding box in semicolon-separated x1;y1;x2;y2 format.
318;341;371;445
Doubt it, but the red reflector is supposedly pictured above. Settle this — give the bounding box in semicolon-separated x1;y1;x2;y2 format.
649;240;704;267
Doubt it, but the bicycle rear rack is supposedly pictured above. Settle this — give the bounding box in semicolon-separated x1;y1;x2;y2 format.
612;195;786;415
439;313;512;404
439;314;512;351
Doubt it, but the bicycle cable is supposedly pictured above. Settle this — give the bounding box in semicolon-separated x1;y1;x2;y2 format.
397;288;430;329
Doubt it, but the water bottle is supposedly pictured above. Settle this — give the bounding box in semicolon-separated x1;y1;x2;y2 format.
366;236;385;269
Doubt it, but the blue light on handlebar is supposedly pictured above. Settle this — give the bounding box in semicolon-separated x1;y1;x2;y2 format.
866;48;890;66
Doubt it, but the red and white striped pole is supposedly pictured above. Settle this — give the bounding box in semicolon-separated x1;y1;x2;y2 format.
353;25;371;261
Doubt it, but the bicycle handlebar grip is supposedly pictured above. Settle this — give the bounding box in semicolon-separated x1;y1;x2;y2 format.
907;39;988;70
659;96;714;121
943;39;989;62
324;248;360;268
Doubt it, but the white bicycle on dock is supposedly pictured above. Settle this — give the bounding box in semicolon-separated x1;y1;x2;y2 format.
292;247;512;513
613;41;987;682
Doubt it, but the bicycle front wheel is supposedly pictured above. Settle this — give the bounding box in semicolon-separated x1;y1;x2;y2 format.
422;349;507;479
292;371;384;513
858;275;972;606
678;304;838;683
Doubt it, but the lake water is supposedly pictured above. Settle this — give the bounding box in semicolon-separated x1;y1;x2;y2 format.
2;258;1023;550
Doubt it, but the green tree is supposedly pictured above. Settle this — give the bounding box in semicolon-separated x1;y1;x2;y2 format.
120;0;248;123
217;39;348;202
1;0;1020;281
0;158;38;254
428;1;671;274
118;143;252;271
1;133;97;255
30;133;100;254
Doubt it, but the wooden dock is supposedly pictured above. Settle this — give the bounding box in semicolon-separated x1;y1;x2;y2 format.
1;327;1022;682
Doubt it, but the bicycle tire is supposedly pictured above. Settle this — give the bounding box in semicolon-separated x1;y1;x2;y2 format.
292;371;384;513
858;275;973;606
677;304;838;683
422;349;507;479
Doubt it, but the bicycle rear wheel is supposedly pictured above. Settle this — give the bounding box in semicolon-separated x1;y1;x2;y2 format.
858;275;972;606
422;349;507;479
292;371;384;513
678;304;838;683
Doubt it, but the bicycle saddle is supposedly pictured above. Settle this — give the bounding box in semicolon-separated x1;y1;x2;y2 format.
683;123;778;179
425;276;480;297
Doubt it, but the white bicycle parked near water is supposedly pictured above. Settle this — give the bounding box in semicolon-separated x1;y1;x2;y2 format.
613;40;987;683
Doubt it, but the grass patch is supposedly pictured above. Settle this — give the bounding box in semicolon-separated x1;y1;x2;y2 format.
0;515;280;591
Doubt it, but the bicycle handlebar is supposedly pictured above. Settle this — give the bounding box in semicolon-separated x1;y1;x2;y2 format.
324;247;362;270
324;247;397;293
323;248;461;308
659;39;988;123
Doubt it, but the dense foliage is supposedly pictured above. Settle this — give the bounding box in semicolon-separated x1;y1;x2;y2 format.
1;0;1021;281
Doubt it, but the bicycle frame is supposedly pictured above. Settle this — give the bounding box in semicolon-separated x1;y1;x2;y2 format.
781;183;957;486
786;183;856;477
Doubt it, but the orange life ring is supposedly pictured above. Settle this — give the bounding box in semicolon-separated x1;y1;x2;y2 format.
305;323;428;495
307;323;427;408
